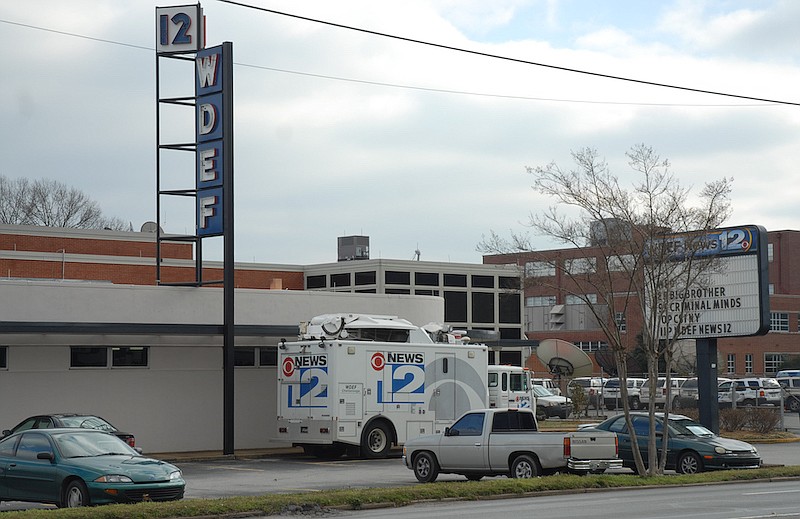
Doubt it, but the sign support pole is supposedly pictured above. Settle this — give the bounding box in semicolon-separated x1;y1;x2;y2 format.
696;338;719;434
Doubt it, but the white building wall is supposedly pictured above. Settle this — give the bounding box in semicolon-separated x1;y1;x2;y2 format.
0;280;444;453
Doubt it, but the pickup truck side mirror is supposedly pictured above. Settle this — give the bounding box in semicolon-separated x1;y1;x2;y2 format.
445;427;459;437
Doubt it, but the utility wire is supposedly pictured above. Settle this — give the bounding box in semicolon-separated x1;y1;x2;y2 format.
217;0;800;107
0;15;792;108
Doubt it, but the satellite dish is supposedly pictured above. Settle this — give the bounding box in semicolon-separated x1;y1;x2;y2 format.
595;346;617;376
536;338;594;378
140;221;163;233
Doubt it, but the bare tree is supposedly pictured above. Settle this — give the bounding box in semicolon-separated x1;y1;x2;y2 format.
0;176;129;231
479;144;732;475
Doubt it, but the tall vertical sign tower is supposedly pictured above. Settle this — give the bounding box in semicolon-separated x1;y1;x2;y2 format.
156;4;236;454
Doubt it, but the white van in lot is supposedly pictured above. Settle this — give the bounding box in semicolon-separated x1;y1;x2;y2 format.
603;377;646;410
639;377;688;409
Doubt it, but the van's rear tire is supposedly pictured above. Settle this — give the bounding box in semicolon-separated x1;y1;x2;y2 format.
361;421;392;458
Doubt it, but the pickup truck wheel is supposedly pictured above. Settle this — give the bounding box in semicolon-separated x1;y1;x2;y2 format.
629;397;641;410
789;397;800;412
510;454;539;479
676;451;702;474
412;452;439;483
361;422;391;458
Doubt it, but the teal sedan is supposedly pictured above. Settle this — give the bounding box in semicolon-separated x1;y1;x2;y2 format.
0;428;184;508
589;412;761;474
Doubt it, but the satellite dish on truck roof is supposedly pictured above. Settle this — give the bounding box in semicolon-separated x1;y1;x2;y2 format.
536;338;594;377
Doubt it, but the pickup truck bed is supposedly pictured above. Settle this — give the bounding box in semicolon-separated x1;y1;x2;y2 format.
403;408;622;482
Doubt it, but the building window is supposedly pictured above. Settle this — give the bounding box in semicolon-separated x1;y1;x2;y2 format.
525;261;555;278
574;341;607;352
330;273;351;288
615;312;626;333
769;284;774;295
727;353;735;374
71;347;149;368
414;289;439;296
71;347;108;368
111;347;148;367
0;346;6;369
764;353;785;374
415;272;439;286
472;292;494;323
770;312;789;332
471;275;494;289
385;288;410;294
526;296;557;307
745;354;753;374
235;347;256;367
565;294;597;305
768;243;773;262
608;255;635;272
499;293;521;324
385;271;410;285
443;273;467;287
306;275;326;289
499;276;520;290
566;257;596;275
260;347;277;366
444;291;468;322
355;271;376;285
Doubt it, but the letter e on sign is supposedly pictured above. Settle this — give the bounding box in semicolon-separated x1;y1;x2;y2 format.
156;5;205;54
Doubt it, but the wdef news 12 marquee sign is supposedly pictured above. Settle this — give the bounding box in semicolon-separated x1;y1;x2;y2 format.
156;5;232;238
649;225;770;340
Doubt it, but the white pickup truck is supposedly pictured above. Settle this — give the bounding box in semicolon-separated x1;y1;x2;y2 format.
403;408;622;482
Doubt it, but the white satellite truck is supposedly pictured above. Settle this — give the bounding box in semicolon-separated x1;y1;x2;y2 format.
276;314;490;458
487;365;535;413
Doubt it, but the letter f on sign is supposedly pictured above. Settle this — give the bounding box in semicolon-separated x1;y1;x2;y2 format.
199;196;217;229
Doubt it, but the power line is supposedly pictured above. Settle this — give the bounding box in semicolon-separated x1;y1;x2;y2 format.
217;0;800;107
0;14;793;108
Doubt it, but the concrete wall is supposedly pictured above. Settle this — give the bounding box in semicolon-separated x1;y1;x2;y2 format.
0;280;444;453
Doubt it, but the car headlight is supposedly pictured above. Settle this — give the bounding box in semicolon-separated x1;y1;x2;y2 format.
714;446;730;455
95;474;133;483
169;470;183;481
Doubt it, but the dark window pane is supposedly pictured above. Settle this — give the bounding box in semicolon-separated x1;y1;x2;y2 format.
355;271;376;286
355;289;377;293
499;350;522;365
443;273;467;287
500;328;522;339
306;275;326;289
499;293;521;324
414;289;439;296
385;271;410;285
330;273;350;287
71;347;107;368
472;292;494;323
260;347;277;366
235;348;256;367
112;347;148;367
471;275;494;288
385;288;410;295
444;291;467;322
415;272;439;286
499;276;520;290
0;346;6;369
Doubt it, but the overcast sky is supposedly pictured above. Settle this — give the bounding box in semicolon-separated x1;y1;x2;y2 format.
2;1;798;265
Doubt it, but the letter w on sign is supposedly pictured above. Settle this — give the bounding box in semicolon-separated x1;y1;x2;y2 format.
196;54;219;88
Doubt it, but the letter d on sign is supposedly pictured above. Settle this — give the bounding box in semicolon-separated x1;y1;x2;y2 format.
198;104;217;136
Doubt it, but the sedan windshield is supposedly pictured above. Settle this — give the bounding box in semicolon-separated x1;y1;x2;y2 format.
670;420;715;438
53;431;138;458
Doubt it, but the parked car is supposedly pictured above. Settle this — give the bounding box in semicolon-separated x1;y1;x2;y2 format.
2;414;135;448
533;384;571;419
717;378;782;407
674;377;731;409
532;377;562;395
0;428;183;507
567;377;606;409
777;376;800;412
639;377;688;409
603;377;646;410
587;412;761;474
